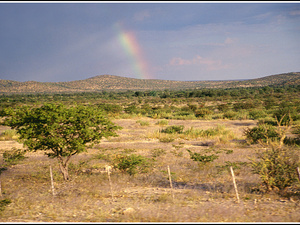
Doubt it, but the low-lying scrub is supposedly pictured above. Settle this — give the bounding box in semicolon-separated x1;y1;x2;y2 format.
2;147;26;166
0;129;18;141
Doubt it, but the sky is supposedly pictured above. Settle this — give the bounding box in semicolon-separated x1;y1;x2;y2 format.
0;1;300;82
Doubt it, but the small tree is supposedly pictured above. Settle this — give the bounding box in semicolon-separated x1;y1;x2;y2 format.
2;103;121;180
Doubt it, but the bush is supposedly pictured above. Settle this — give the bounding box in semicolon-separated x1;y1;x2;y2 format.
159;136;175;143
233;101;255;111
187;149;219;165
151;148;166;158
0;199;11;212
136;120;150;126
69;160;89;175
160;125;184;134
250;146;300;193
244;124;279;144
0;129;18;141
97;103;123;115
273;106;300;125
217;104;230;112
264;97;278;110
195;108;213;118
3;147;26;166
184;125;229;138
112;154;150;176
124;105;140;114
223;110;239;120
249;109;267;120
175;110;194;117
216;161;248;175
155;120;169;126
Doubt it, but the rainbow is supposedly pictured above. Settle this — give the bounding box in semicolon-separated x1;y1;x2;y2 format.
114;23;152;80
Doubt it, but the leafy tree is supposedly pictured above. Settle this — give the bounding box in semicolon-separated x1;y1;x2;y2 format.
1;103;120;180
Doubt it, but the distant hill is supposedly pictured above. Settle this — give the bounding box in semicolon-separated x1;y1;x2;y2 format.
0;72;299;94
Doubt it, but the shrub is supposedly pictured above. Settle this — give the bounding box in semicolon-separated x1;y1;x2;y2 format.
160;125;184;134
136;120;150;126
250;146;300;193
292;125;300;135
151;148;166;158
217;104;230;112
188;104;198;111
184;125;229;138
249;109;267;120
0;199;11;212
112;154;150;176
92;153;111;162
233;101;255;111
69;160;90;175
155;120;169;126
244;124;279;144
257;118;277;126
195;108;213;118
273;106;300;125
0;129;18;141
97;103;123;115
223;110;239;120
176;111;194;117
3;147;26;166
187;149;219;165
124;105;140;114
216;161;248;175
159;136;175;143
264;97;278;110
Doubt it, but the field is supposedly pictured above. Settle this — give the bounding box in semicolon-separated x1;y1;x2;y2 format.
0;117;299;222
0;85;300;222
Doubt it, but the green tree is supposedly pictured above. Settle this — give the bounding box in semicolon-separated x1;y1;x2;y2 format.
2;103;120;180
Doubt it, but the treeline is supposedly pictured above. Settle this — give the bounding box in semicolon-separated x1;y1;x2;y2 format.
1;85;300;123
1;84;299;103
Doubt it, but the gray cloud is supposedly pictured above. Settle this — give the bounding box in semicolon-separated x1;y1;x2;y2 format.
0;2;299;82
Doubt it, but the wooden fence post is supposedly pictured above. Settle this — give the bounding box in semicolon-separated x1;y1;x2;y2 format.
0;179;2;198
167;165;174;201
105;165;114;200
230;166;240;203
50;165;55;196
297;167;300;182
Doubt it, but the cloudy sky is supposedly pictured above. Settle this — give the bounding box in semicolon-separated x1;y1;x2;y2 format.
1;1;300;82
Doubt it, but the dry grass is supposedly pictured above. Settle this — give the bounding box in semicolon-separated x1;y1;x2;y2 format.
0;118;299;222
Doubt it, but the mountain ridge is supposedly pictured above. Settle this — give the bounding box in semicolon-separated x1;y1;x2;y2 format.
0;72;299;94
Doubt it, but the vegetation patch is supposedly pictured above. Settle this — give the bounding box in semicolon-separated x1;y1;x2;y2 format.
187;149;219;165
160;125;184;134
136;120;150;126
2;147;26;166
0;129;18;141
0;199;11;212
250;146;300;193
112;154;151;176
